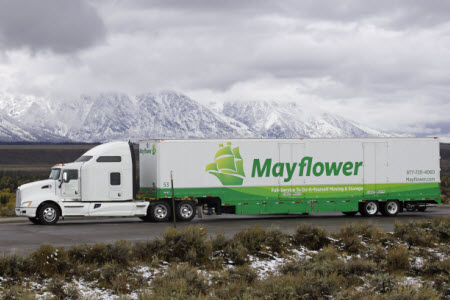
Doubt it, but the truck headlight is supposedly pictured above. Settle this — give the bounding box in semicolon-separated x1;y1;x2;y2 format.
22;201;32;207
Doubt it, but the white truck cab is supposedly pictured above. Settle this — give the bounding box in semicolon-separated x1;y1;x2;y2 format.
15;141;149;225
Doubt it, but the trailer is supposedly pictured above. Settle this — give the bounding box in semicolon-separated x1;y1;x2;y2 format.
138;138;441;220
16;138;441;224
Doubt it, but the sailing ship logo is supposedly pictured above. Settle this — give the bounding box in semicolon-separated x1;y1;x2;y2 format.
205;142;245;186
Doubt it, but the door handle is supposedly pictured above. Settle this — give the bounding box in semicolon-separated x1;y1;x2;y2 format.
75;191;78;194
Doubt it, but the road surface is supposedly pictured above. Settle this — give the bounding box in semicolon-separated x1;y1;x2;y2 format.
1;207;449;255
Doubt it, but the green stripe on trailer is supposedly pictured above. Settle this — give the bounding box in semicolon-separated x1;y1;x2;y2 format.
139;182;440;214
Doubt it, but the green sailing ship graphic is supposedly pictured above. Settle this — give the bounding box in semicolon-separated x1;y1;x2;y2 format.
206;142;245;186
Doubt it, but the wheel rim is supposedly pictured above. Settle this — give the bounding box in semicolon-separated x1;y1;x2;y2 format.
179;204;193;218
366;202;378;215
43;207;56;222
154;205;168;219
386;202;398;214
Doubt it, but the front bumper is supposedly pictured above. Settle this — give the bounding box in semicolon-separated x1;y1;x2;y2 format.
15;207;37;218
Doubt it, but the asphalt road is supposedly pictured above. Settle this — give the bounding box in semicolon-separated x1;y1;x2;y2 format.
1;207;449;255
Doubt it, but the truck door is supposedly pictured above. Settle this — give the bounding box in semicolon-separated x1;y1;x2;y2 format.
274;143;306;214
62;169;80;200
273;143;292;213
363;142;388;197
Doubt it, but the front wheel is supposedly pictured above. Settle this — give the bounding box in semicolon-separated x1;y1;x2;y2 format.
176;201;196;222
359;201;379;217
380;200;399;216
37;203;60;225
28;217;42;225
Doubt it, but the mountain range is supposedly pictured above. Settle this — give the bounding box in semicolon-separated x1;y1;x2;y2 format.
0;91;388;142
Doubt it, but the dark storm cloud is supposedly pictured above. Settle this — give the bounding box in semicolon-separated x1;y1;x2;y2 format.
0;0;106;53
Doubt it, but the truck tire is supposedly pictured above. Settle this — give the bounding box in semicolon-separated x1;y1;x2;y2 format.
175;201;196;222
417;206;427;212
380;200;399;216
37;203;60;225
149;201;171;222
342;211;358;217
28;217;42;225
359;201;379;217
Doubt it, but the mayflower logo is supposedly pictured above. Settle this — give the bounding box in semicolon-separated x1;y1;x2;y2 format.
206;142;245;186
139;144;156;155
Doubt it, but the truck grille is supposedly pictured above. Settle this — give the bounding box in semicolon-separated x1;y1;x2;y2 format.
16;189;21;207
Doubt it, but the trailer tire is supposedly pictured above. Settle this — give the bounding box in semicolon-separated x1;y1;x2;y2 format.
405;203;417;212
417;206;427;212
37;203;60;225
176;201;196;222
380;200;399;216
149;201;171;222
28;217;42;225
342;211;358;217
359;201;379;217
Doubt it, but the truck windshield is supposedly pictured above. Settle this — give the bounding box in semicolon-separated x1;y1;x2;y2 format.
49;168;61;180
75;155;93;162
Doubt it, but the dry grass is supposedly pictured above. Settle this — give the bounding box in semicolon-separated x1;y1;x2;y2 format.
0;218;448;299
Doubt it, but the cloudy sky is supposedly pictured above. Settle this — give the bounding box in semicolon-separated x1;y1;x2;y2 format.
0;0;449;139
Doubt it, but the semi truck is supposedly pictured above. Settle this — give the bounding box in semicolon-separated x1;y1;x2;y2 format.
16;138;441;225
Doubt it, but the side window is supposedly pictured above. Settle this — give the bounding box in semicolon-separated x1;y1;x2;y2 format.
97;156;121;162
110;172;121;186
64;170;78;182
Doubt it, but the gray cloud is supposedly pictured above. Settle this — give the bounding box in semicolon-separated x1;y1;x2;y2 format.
0;0;449;140
0;0;106;53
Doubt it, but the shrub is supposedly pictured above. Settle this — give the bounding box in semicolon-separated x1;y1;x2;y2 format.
228;265;257;284
383;285;442;300
132;239;164;262
233;226;289;256
0;255;29;280
107;240;132;266
149;264;209;299
30;245;70;277
211;232;228;252
334;224;367;254
85;243;109;265
293;224;330;250
421;258;450;276
369;273;398;294
47;277;80;300
162;225;212;265
250;272;345;299
223;240;249;265
430;217;450;243
386;245;409;271
343;258;377;276
2;284;24;300
394;221;437;247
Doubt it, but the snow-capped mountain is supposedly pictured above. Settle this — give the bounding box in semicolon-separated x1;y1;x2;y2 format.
215;101;387;138
0;91;388;142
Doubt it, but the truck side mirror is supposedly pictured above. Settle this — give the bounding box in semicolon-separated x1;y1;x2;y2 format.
63;172;69;183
